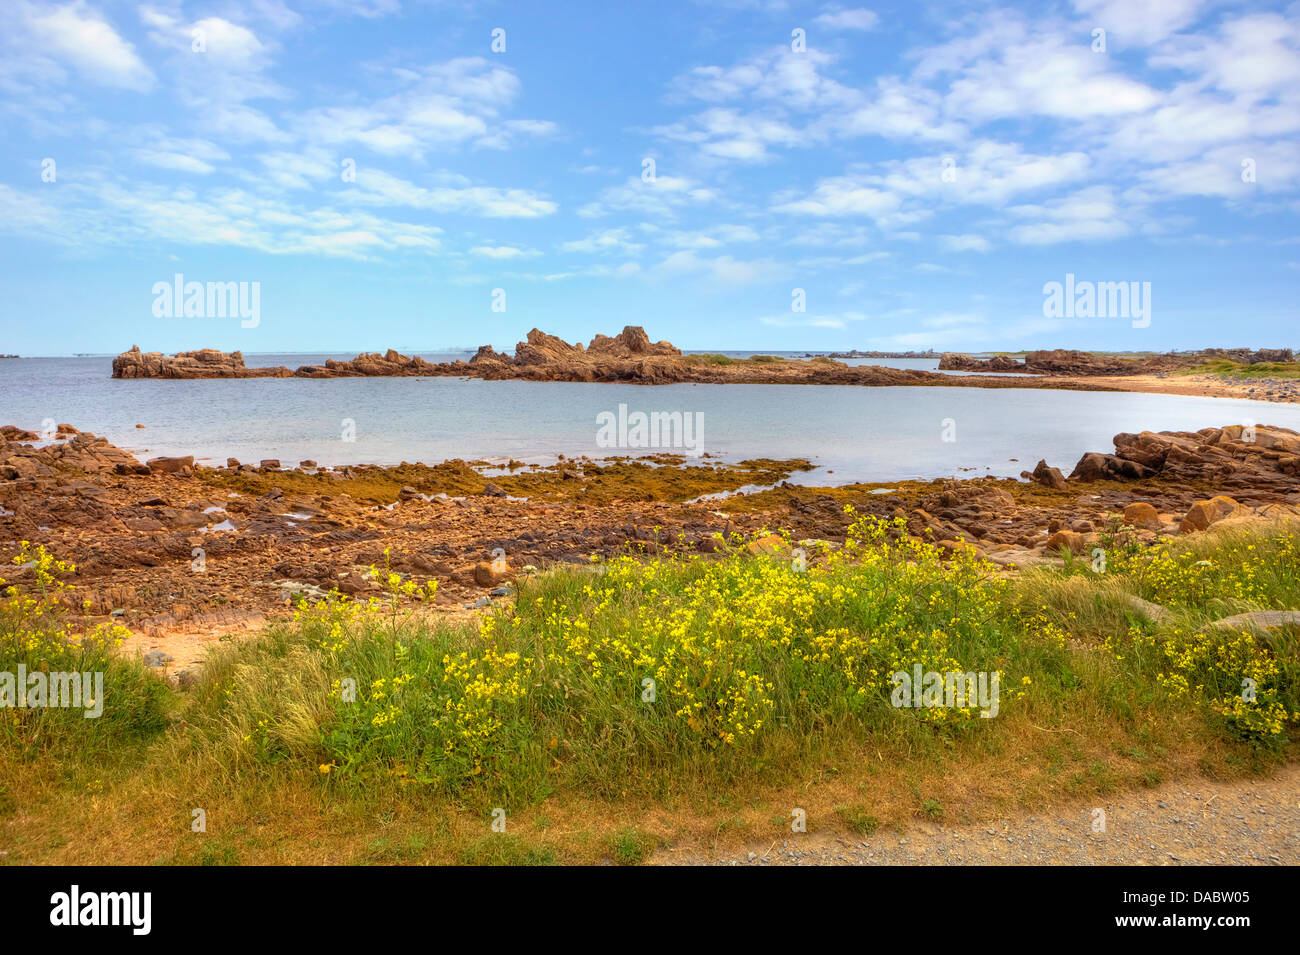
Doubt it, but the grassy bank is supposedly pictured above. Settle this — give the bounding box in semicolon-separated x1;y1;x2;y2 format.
2;515;1297;864
1180;359;1300;379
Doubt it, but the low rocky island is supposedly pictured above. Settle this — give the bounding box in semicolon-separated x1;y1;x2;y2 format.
113;327;1123;391
110;333;1300;402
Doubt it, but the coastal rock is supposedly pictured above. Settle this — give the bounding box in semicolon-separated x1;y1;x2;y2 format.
112;345;291;379
2;429;142;479
146;455;194;474
1122;502;1162;529
1044;529;1088;554
745;534;789;556
1030;459;1069;491
938;354;1025;373
1180;495;1250;534
474;560;506;586
111;329;1127;391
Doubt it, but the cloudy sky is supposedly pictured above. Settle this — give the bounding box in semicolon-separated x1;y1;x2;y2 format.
1;0;1297;355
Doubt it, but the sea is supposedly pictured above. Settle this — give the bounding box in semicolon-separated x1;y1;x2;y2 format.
3;352;1297;485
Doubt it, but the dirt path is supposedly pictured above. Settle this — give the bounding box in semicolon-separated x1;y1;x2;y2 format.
657;764;1300;865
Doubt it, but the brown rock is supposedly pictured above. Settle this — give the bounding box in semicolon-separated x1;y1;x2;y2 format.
1045;529;1087;554
474;561;504;586
1180;495;1248;534
1123;502;1161;529
1031;459;1069;491
146;455;194;474
745;534;789;556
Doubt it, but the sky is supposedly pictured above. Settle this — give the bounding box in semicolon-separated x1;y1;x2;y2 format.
0;0;1297;356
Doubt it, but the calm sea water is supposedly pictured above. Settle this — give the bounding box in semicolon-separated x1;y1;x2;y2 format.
3;355;1297;484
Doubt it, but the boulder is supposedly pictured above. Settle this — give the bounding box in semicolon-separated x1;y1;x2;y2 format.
146;455;194;474
1122;502;1161;529
1044;529;1088;554
745;534;789;556
1180;495;1249;534
1031;459;1069;491
474;560;505;586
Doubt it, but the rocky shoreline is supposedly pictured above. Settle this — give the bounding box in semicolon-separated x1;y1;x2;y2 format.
3;420;1299;684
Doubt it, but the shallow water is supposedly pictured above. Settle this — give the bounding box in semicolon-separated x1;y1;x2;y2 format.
3;356;1296;484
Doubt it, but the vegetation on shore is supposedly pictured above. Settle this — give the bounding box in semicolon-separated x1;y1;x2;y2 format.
1180;360;1300;379
2;517;1297;864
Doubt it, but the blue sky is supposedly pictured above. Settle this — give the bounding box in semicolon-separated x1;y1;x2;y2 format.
1;0;1297;356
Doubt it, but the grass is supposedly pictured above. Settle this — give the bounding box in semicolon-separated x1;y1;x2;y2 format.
2;517;1297;864
1180;360;1300;379
836;805;880;834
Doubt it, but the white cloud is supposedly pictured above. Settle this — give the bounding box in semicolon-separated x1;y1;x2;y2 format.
469;245;538;259
1008;185;1132;244
347;169;557;218
940;234;992;252
814;8;880;32
1072;0;1208;46
560;228;644;255
658;250;783;285
27;1;154;91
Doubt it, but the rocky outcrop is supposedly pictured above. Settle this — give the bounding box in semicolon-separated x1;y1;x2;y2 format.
587;326;681;358
301;350;442;378
1024;459;1068;491
1;429;144;480
110;330;1129;391
1069;425;1300;493
112;345;292;379
938;354;1026;373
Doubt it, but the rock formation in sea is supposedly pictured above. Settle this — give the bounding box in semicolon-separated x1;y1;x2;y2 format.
111;327;1128;390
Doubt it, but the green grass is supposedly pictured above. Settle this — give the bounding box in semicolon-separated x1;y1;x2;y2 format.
837;805;880;834
1180;360;1300;379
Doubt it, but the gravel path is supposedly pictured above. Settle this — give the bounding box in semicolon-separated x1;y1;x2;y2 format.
658;764;1300;865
